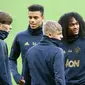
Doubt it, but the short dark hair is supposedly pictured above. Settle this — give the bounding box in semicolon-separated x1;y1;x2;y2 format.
58;12;85;41
28;4;44;16
0;11;12;25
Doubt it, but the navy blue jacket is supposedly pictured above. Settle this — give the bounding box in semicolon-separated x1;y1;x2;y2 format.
24;36;65;85
61;37;85;85
0;39;12;85
9;25;43;83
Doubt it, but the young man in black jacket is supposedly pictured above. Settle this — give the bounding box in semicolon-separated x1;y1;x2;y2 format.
0;11;12;85
58;12;85;85
9;4;44;85
23;20;65;85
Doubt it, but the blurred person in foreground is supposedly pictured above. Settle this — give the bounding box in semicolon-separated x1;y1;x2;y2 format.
23;20;65;85
0;11;12;85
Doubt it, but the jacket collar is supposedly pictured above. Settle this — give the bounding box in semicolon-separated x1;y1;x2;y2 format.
40;35;61;47
28;25;43;35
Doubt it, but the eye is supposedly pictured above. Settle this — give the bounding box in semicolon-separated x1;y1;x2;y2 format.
34;16;38;19
69;23;74;27
29;16;32;19
69;21;79;27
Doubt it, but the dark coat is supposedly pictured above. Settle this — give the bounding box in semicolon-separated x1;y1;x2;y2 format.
24;36;65;85
0;39;12;85
9;25;43;83
61;37;85;85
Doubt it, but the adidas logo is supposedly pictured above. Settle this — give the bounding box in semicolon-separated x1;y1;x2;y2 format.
24;42;29;46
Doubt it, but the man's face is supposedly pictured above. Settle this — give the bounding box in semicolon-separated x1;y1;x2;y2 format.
68;17;79;36
0;23;12;32
28;11;44;29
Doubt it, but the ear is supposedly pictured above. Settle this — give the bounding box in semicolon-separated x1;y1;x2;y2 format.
42;16;44;19
48;33;53;38
0;23;2;29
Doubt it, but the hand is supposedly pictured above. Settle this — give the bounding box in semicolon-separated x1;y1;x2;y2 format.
18;77;25;85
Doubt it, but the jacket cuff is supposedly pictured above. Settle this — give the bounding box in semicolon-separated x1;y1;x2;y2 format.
13;74;22;83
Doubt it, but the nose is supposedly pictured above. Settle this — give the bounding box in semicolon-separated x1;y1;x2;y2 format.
61;34;63;39
8;28;11;32
8;25;12;32
74;24;78;29
30;18;35;22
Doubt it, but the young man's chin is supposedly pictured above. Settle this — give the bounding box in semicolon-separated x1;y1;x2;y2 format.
30;25;37;29
74;32;79;35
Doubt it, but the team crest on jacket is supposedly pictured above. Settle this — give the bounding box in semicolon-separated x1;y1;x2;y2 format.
74;47;80;54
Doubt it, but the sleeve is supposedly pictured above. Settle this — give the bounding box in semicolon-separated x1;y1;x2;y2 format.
23;53;31;85
53;48;65;85
0;42;6;83
9;35;22;83
0;41;12;85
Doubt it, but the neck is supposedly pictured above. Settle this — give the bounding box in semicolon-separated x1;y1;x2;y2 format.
67;35;79;43
28;25;43;35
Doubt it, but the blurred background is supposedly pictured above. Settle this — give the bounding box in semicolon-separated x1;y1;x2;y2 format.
0;0;85;84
